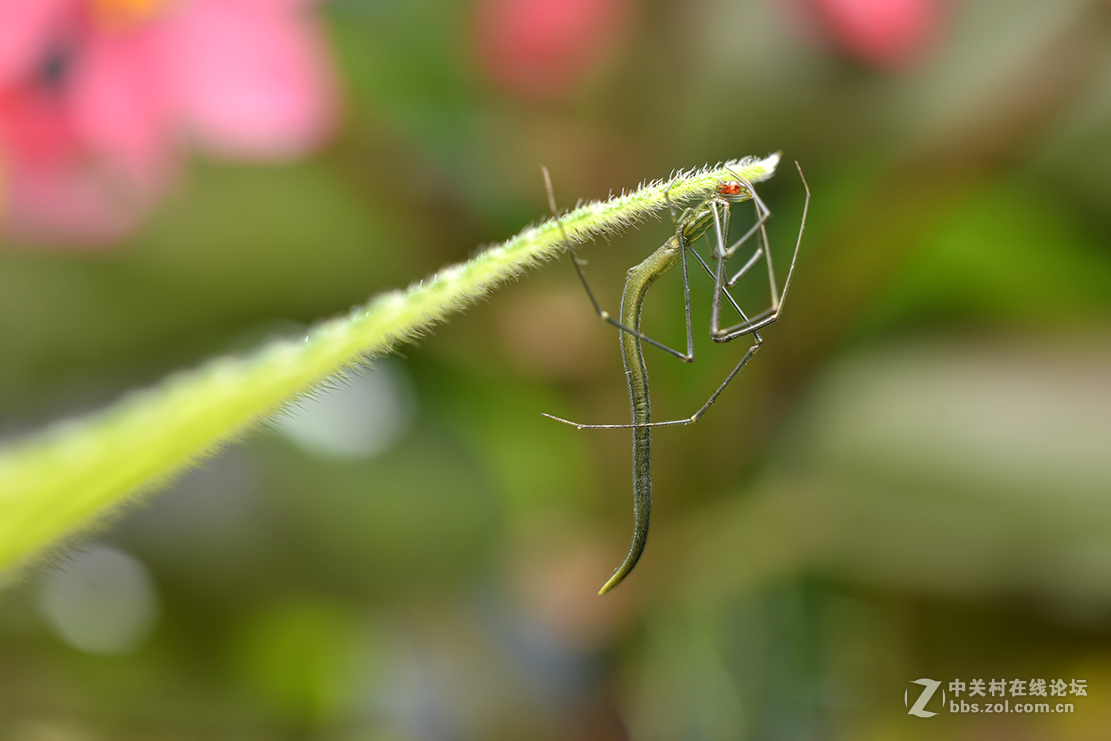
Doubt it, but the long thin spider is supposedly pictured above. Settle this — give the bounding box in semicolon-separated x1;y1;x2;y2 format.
540;162;810;593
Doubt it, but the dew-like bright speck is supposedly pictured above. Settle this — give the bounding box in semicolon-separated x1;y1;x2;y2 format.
440;265;465;283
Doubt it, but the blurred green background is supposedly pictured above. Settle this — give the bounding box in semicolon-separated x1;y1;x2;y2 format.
3;0;1111;738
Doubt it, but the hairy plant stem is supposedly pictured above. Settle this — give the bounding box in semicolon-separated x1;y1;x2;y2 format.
0;155;780;575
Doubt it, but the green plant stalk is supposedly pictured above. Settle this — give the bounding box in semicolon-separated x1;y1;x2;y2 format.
0;154;780;574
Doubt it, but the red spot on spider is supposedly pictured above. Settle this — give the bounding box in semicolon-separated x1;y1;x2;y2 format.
719;181;744;196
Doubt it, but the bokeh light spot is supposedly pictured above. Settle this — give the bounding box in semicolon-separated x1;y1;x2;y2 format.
38;544;160;655
275;359;417;459
474;0;631;99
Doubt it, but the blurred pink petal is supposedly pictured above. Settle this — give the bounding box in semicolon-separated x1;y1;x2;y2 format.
475;0;631;100
167;0;338;159
0;81;79;172
5;159;142;245
263;0;329;9
0;0;74;88
806;0;942;69
0;0;339;247
70;28;175;186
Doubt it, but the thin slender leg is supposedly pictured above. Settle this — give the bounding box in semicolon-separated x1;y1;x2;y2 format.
539;333;764;431
721;194;771;264
542;166;695;362
544;201;764;431
720;170;778;309
710;163;810;342
545;163;810;431
727;245;765;287
663;180;696;366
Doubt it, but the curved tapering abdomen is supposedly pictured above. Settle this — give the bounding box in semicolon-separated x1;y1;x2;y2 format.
598;237;683;594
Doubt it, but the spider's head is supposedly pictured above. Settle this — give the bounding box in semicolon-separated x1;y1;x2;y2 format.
716;180;752;203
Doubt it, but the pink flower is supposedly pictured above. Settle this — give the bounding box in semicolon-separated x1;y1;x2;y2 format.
474;0;631;100
0;0;338;246
784;0;945;70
